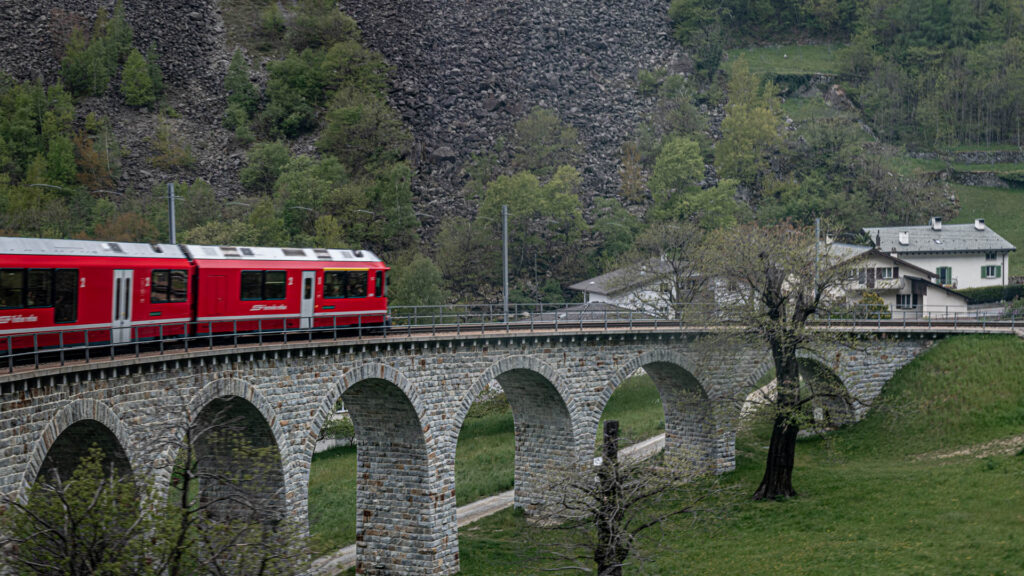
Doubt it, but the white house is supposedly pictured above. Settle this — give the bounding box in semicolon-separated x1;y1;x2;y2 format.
567;259;681;316
864;218;1015;290
829;243;968;317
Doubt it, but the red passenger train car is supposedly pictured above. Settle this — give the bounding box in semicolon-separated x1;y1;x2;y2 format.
0;237;388;354
184;243;388;334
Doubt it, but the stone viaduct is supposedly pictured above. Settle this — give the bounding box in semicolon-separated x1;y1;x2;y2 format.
0;326;939;574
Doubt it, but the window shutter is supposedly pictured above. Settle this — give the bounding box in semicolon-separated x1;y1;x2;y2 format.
982;265;986;278
893;267;899;279
997;266;1002;278
867;268;875;289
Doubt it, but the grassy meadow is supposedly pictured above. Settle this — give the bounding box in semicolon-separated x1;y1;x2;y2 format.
728;44;842;76
454;335;1024;574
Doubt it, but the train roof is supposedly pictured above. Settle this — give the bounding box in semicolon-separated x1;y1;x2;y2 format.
183;244;384;263
0;237;187;259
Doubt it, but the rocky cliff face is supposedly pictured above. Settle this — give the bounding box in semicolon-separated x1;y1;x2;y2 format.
1;0;681;217
337;0;682;212
0;0;243;197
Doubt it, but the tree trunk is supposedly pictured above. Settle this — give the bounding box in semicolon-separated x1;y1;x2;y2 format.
595;420;627;576
753;347;801;500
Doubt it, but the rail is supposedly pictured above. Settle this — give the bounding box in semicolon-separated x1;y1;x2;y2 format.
3;302;1021;374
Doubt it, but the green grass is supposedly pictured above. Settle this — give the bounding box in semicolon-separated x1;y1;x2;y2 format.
949;184;1024;276
888;155;1024;176
309;375;664;556
456;335;1024;574
781;95;858;123
729;44;842;76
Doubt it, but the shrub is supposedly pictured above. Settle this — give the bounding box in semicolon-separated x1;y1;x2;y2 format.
149;119;193;169
317;88;410;169
240;140;291;192
957;285;1024;304
225;49;259;116
286;0;359;50
121;48;156;106
319;416;355;442
257;4;286;45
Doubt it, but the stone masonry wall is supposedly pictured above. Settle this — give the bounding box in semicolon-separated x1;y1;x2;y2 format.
0;330;935;575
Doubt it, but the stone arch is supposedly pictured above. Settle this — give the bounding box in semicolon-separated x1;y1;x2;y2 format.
313;363;453;575
19;399;136;504
307;362;434;454
797;356;856;429
603;350;715;474
186;377;288;524
455;355;581;516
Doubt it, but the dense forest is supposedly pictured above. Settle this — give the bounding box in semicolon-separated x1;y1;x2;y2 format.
0;0;1018;304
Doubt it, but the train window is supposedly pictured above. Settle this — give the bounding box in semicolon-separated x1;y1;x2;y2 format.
0;269;24;308
169;270;188;302
53;269;77;323
241;270;287;300
151;270;169;303
324;271;345;298
26;269;52;307
264;271;287;300
347;271;367;298
374;271;383;298
241;271;263;300
324;271;368;298
151;270;189;303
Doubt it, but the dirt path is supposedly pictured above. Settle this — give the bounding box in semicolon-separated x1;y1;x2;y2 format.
913;434;1024;461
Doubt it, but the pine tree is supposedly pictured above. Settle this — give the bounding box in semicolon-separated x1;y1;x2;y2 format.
225;49;258;115
121;48;156;107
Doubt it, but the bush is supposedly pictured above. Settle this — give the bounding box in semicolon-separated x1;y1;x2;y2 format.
225;49;259;116
319;416;355;442
121;48;156;106
149;119;193;169
317;87;410;169
286;0;359;50
240;140;291;192
957;284;1024;304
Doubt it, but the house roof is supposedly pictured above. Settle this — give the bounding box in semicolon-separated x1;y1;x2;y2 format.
568;258;675;296
863;223;1016;255
529;302;659;322
823;242;936;278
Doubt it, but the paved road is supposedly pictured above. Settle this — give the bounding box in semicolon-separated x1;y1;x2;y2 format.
310;433;667;575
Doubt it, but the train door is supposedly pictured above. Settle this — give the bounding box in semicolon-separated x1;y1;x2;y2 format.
210;275;226;316
300;271;316;329
111;270;133;344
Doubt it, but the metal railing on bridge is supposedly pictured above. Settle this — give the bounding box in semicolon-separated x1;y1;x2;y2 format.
3;302;1021;374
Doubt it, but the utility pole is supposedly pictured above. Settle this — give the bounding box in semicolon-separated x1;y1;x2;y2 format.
502;204;509;323
813;216;820;299
168;182;177;244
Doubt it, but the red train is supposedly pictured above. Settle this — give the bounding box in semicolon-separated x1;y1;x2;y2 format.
0;237;388;353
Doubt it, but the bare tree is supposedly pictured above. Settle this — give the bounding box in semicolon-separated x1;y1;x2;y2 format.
610;221;715;317
543;421;731;575
706;220;858;500
1;391;307;576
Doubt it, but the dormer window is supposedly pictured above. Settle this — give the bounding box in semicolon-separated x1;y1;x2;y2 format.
985;252;998;261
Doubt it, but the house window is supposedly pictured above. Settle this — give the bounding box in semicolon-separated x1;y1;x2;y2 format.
985;252;998;261
936;267;953;285
896;294;919;309
877;267;894;280
982;265;1002;279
